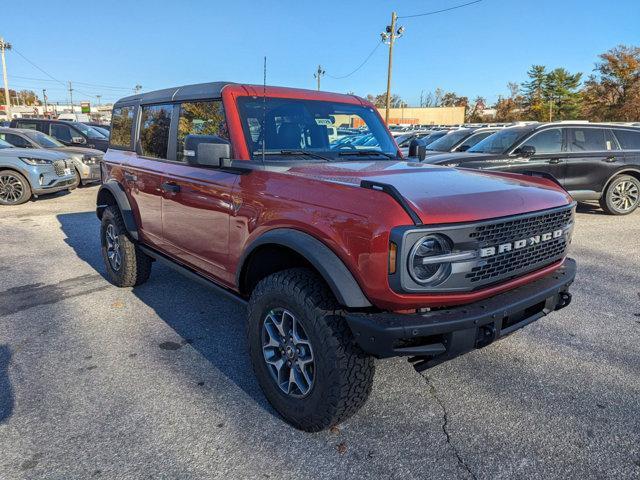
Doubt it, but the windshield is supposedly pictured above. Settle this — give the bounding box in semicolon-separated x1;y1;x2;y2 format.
0;138;12;149
73;122;106;139
468;128;529;154
426;130;471;151
237;97;397;160
421;131;447;146
24;130;64;148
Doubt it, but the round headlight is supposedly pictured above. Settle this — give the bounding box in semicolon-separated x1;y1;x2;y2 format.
408;234;451;285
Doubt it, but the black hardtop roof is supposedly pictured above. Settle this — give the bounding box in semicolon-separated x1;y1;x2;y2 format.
114;81;235;107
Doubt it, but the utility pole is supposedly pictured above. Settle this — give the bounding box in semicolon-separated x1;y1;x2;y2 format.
549;99;553;122
314;65;325;91
381;13;404;125
42;88;48;116
68;81;74;113
1;37;12;120
134;84;142;94
96;94;101;106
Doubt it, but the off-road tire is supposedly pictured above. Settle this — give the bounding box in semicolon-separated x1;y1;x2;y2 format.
600;174;640;215
0;170;31;205
100;205;152;287
247;268;375;432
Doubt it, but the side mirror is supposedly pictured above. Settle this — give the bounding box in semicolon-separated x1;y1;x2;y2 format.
514;145;535;157
408;139;421;157
72;136;86;144
417;145;427;161
457;144;470;152
184;134;231;167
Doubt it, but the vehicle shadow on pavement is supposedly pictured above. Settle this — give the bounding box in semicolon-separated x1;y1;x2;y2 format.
57;212;277;419
0;345;14;424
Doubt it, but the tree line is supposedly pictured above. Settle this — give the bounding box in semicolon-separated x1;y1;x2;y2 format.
365;45;640;123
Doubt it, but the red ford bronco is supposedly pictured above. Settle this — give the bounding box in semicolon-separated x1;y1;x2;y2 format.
97;82;576;431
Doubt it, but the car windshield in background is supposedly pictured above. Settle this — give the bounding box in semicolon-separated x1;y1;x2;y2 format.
468;128;528;154
24;130;64;148
237;97;397;160
0;139;13;149
73;122;106;139
426;130;470;151
421;131;447;146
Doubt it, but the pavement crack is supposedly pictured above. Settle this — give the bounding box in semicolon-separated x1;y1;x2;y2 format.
422;373;477;480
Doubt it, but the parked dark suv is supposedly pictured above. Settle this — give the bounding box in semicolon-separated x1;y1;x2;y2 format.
10;118;109;152
425;122;640;215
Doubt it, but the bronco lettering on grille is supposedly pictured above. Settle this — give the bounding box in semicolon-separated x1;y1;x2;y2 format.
479;229;564;258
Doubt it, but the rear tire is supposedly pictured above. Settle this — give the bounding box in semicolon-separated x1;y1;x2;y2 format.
0;170;31;206
247;268;375;432
100;205;152;287
600;174;640;215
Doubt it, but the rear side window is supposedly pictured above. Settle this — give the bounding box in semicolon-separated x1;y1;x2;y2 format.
176;100;227;162
613;129;640;149
139;104;172;158
50;124;77;142
0;133;32;148
110;106;135;149
522;128;563;154
16;121;38;130
568;128;615;152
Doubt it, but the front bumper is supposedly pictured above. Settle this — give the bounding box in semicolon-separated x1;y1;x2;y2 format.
345;258;576;370
75;161;102;183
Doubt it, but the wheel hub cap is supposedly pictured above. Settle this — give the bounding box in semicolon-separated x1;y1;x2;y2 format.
0;174;24;203
105;223;122;271
611;180;639;211
262;308;315;398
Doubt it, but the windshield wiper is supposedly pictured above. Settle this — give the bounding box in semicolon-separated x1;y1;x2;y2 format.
338;150;397;159
255;150;333;162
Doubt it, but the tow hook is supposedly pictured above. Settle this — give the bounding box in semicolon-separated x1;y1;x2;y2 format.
475;323;497;348
556;291;572;310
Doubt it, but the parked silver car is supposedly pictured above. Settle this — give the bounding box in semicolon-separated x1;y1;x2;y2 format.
0;127;102;186
0;139;76;205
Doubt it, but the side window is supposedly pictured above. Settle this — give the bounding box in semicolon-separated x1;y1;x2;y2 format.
1;133;32;148
176;100;227;162
458;131;492;150
568;128;611;152
139;104;172;159
613;129;640;150
16;121;38;131
50;124;74;142
522;129;563;154
110;106;134;149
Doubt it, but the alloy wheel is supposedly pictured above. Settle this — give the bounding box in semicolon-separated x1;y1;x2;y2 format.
262;308;315;397
0;174;24;204
611;180;639;212
105;223;122;271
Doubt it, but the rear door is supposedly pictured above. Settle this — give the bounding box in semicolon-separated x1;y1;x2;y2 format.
503;127;566;180
124;103;172;248
160;99;237;284
564;127;621;195
612;128;640;171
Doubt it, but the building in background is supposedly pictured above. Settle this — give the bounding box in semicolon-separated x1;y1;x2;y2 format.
377;106;465;125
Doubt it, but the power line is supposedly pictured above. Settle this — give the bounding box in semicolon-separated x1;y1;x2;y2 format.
325;42;383;80
11;48;66;87
398;0;482;19
9;75;132;91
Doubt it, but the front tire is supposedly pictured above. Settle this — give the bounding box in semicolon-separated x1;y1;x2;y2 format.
0;170;31;205
100;205;152;287
600;174;640;215
247;268;375;432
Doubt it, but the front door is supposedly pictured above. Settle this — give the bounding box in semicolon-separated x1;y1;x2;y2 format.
503;127;566;181
160;99;237;285
564;127;623;195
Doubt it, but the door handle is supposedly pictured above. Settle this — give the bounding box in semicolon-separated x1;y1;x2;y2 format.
124;171;137;182
603;155;617;163
549;158;562;164
161;182;181;193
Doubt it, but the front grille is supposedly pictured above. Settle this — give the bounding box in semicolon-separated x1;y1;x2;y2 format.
466;207;573;285
53;160;67;176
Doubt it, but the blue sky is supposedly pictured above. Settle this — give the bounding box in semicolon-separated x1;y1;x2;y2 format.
4;0;639;105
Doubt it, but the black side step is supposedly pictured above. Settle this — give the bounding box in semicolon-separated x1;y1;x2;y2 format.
360;180;422;225
138;245;247;306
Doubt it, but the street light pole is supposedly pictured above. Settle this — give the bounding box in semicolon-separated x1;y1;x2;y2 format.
42;88;48;116
0;37;12;120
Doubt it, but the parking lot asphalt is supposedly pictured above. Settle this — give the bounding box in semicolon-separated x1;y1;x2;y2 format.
0;186;639;480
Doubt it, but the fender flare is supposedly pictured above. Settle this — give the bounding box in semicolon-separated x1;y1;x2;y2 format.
602;167;640;192
96;180;139;241
238;228;372;308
